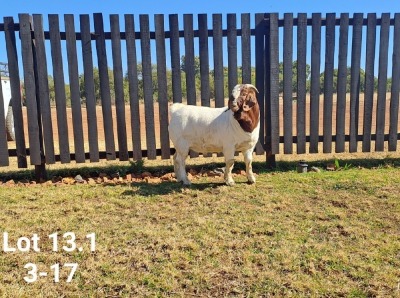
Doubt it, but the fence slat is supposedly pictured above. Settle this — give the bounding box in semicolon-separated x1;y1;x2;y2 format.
169;14;182;104
125;14;142;160
389;13;400;151
80;14;99;162
199;14;210;107
19;14;41;165
4;17;27;168
32;15;55;164
65;14;85;163
269;13;280;155
110;14;129;161
94;13;116;160
264;13;271;156
227;14;238;93
255;13;266;154
155;14;171;159
283;13;293;154
48;14;70;163
183;14;198;158
296;13;307;154
362;13;377;152
197;14;212;158
323;13;335;153
335;13;349;153
309;13;321;154
241;13;251;84
139;14;157;159
255;14;266;155
375;13;390;151
349;13;363;153
0;77;8;166
212;14;224;108
183;14;196;106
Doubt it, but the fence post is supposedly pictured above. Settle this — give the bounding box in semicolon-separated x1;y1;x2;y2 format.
264;13;276;169
30;16;47;181
19;14;47;181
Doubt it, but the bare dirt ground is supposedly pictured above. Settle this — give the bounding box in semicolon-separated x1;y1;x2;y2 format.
3;93;400;171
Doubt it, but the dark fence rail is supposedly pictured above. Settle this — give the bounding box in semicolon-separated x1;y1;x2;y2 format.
0;12;400;178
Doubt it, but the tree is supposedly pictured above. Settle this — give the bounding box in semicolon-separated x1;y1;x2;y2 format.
279;60;311;94
180;55;201;78
79;67;115;104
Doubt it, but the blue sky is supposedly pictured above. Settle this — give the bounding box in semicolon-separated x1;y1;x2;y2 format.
2;1;400;17
2;1;400;78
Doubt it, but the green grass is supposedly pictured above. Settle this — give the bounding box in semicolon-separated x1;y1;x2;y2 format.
0;161;399;297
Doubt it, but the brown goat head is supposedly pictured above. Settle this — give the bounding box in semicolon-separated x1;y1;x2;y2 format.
228;84;260;133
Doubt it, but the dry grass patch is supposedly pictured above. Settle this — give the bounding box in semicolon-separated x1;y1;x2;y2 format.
0;164;399;297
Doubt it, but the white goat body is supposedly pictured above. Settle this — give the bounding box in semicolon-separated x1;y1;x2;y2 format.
168;84;260;186
169;104;259;153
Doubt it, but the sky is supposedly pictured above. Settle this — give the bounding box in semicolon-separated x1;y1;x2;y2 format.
1;1;400;18
2;1;400;78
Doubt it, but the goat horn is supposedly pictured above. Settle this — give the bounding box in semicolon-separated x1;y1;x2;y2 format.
245;84;259;93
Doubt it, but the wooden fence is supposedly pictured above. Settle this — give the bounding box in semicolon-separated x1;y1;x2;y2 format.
0;13;400;179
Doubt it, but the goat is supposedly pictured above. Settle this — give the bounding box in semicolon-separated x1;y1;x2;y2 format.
168;84;260;186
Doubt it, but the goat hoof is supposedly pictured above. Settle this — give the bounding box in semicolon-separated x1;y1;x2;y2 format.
247;176;256;184
225;180;235;186
182;180;192;186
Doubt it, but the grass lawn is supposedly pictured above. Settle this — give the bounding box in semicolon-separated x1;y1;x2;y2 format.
0;156;399;297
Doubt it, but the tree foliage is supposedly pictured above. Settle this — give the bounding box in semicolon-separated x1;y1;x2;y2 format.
72;57;390;105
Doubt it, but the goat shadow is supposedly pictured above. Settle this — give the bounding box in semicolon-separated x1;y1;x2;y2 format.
120;180;227;197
